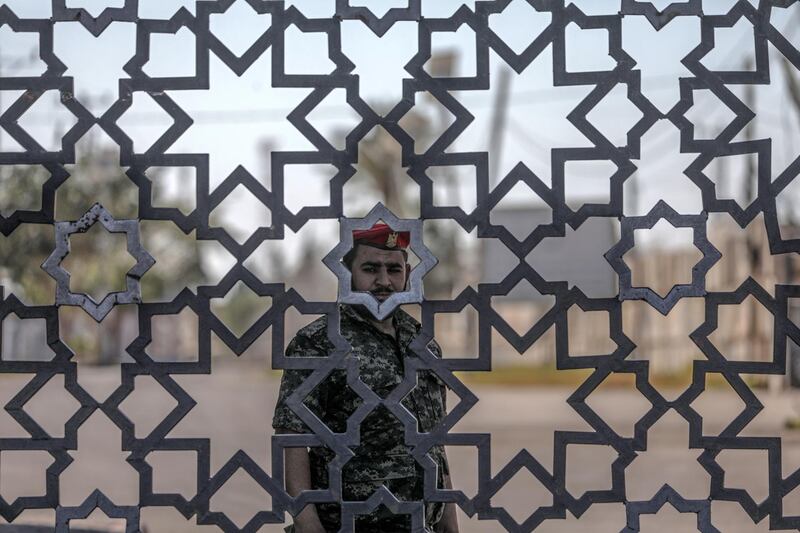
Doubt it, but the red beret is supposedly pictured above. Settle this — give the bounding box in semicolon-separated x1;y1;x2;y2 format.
353;223;410;250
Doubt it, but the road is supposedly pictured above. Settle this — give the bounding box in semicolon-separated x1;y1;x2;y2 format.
0;363;798;532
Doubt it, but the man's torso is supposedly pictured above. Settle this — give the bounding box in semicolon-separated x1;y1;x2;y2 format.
273;305;448;530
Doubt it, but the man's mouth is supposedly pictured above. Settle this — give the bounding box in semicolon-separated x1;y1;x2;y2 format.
371;291;393;300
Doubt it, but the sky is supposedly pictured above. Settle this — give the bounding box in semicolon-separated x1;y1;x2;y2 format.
1;0;800;269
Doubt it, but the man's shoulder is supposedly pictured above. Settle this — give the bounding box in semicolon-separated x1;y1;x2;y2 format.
395;307;421;331
291;306;373;343
286;315;333;356
294;314;329;340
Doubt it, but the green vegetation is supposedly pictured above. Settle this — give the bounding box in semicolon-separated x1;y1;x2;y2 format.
0;144;205;363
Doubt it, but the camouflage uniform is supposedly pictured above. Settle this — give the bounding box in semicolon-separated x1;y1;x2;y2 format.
273;304;449;532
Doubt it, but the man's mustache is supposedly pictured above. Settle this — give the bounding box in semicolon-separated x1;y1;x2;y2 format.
371;289;393;296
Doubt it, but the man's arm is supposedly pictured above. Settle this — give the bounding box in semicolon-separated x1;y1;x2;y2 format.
435;471;460;533
429;368;459;533
278;429;326;533
273;326;334;532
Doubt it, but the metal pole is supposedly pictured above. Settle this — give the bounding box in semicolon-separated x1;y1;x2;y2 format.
488;67;512;188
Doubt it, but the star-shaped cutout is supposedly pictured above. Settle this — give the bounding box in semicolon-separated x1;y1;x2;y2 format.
604;201;721;315
323;203;438;321
42;203;155;322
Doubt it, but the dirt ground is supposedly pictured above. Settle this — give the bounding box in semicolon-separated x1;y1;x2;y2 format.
1;363;799;532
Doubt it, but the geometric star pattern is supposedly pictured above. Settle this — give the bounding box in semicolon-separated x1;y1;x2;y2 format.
41;203;155;322
604;200;721;315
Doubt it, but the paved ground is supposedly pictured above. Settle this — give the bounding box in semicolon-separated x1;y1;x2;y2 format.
1;363;799;532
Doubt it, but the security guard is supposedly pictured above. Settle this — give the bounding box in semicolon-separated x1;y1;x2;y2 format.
273;224;459;532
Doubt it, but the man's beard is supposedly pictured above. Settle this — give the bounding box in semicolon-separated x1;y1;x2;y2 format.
350;286;400;321
351;301;399;322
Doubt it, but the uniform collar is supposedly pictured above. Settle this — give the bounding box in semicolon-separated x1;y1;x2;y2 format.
340;304;419;341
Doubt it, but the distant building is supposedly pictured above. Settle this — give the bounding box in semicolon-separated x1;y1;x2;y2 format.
482;205;618;299
458;204;617;366
443;204;800;381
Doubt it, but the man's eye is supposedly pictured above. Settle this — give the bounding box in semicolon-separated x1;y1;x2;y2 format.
362;267;376;273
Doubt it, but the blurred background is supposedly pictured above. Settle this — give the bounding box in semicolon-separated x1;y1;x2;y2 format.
2;0;800;531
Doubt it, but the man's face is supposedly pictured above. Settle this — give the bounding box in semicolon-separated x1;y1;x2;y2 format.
350;244;410;302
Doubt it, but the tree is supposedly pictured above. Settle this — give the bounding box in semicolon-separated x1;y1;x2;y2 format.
0;139;205;363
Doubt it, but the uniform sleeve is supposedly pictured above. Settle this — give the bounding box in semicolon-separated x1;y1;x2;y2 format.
425;339;447;412
272;332;327;433
422;339;450;478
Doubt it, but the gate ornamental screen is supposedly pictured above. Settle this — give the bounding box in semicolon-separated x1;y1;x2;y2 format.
2;0;800;532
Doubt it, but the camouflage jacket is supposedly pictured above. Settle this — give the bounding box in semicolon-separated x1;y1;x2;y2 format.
272;304;448;531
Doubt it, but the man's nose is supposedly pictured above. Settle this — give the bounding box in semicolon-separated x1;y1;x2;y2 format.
376;268;390;286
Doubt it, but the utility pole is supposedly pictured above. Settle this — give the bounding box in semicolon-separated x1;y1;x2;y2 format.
715;132;727;201
467;66;512;357
488;67;512;188
781;58;800;286
742;59;756;207
426;51;459;208
778;18;800;394
627;168;639;216
739;57;770;386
